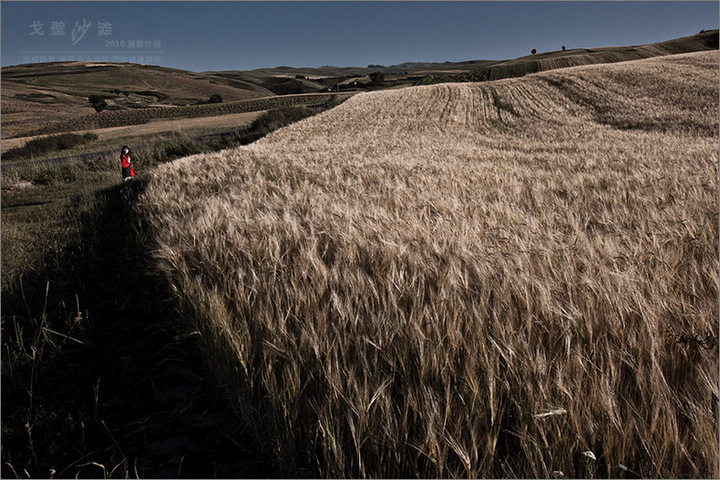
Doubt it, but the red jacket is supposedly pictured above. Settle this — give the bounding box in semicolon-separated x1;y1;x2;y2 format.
122;154;136;177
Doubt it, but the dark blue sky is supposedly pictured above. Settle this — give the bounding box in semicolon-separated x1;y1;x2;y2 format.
2;2;717;72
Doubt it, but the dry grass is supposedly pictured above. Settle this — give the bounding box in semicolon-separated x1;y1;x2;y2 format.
139;51;719;478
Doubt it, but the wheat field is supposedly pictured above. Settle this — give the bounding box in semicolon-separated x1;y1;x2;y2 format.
139;51;719;478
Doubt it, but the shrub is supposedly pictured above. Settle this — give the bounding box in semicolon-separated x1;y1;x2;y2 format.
2;133;97;161
370;71;385;85
30;165;78;185
531;48;537;54
208;94;223;104
163;140;200;159
249;106;314;137
88;94;107;112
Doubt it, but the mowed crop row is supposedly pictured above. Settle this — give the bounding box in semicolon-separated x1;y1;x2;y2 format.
140;51;718;478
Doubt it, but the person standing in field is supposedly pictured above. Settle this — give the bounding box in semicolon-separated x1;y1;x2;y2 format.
121;145;136;182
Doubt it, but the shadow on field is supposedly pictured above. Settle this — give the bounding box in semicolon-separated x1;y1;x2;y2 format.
2;178;276;478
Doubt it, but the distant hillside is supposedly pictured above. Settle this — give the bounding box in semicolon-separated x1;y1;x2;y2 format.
2;62;272;105
486;29;719;80
2;29;716;139
1;62;274;138
206;30;718;91
19;93;346;137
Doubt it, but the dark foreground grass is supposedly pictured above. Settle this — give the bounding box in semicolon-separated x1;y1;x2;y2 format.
2;178;274;478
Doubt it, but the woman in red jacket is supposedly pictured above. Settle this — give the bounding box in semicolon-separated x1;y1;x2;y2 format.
121;145;136;182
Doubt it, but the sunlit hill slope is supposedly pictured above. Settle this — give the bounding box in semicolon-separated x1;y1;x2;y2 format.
140;51;719;478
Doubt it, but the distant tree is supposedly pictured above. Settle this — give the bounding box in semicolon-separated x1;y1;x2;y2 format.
370;71;385;85
295;74;307;79
562;46;566;51
531;48;537;55
88;94;107;112
208;94;223;104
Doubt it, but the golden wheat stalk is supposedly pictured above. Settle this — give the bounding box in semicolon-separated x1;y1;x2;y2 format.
139;51;719;478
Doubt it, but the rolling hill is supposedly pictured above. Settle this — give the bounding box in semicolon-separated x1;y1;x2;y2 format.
1;62;275;138
485;28;720;80
2;30;716;140
139;50;719;478
211;29;719;85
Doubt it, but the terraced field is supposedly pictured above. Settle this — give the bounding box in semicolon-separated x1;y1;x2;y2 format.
141;51;718;478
